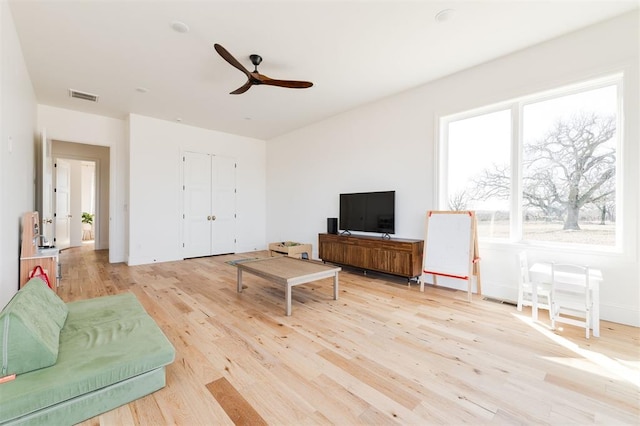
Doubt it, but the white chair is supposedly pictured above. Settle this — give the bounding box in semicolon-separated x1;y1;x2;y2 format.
517;252;550;320
550;263;592;339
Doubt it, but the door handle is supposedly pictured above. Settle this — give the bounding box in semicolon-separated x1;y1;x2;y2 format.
207;216;212;221
211;215;216;221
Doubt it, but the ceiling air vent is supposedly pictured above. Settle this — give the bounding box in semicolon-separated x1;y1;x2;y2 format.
68;89;99;102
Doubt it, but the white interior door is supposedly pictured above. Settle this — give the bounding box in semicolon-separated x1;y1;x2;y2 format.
55;160;72;248
211;156;236;255
69;160;83;247
41;130;54;243
183;152;213;258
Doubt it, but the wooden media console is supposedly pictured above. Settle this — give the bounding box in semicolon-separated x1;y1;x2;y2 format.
318;233;424;281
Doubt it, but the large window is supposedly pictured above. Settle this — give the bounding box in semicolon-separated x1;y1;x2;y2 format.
441;76;620;248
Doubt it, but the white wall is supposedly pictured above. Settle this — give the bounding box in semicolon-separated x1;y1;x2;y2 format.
38;105;127;262
0;2;37;309
267;12;639;326
128;114;266;266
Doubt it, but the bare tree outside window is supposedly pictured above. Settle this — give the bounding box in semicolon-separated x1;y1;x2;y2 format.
521;85;617;245
523;112;616;230
443;81;618;247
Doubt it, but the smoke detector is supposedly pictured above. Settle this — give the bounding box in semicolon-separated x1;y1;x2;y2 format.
435;9;455;23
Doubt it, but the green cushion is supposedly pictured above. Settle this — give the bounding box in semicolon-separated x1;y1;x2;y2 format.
0;292;175;424
0;279;67;376
3;368;167;426
25;278;69;328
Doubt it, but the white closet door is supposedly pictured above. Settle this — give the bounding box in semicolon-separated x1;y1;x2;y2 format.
211;156;236;255
183;152;213;258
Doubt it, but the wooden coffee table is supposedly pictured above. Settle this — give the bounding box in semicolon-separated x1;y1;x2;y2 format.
236;256;341;316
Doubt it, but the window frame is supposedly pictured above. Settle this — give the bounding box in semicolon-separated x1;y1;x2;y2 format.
438;73;623;253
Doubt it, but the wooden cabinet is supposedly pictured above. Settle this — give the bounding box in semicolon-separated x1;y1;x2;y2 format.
20;212;59;290
318;233;424;280
20;255;58;289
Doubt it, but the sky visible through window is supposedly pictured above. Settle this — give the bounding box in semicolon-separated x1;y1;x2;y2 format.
447;109;510;211
523;85;616;143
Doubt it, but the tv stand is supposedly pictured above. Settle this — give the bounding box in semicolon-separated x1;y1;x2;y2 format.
318;233;424;281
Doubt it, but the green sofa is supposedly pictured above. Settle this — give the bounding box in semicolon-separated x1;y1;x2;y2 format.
0;278;175;425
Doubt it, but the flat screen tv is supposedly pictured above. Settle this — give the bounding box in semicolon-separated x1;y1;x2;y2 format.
339;191;395;235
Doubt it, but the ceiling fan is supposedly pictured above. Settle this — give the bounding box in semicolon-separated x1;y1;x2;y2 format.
214;43;313;95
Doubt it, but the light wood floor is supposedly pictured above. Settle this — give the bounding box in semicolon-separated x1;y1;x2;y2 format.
58;245;639;425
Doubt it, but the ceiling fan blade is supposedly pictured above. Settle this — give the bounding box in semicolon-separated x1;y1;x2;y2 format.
214;44;251;78
215;44;312;94
258;74;313;89
230;80;253;95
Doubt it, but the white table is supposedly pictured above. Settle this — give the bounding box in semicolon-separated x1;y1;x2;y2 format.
529;262;602;337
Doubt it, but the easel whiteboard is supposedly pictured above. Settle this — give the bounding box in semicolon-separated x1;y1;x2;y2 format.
421;211;481;301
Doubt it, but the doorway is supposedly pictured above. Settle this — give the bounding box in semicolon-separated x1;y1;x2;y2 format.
54;159;96;249
50;141;110;251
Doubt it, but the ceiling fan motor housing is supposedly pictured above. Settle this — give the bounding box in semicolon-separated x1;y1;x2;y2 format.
250;54;262;67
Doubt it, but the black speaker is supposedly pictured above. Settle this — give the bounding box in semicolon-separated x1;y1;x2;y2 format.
327;217;338;234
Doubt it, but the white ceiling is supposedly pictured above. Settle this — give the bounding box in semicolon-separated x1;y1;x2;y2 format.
9;1;638;140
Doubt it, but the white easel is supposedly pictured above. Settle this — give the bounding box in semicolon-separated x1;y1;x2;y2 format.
421;210;481;302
